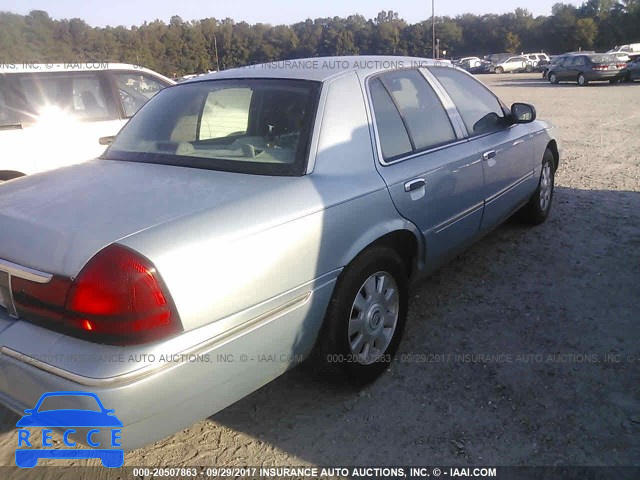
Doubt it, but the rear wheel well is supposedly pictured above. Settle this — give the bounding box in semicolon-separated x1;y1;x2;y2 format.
0;170;25;181
364;230;419;279
546;141;559;171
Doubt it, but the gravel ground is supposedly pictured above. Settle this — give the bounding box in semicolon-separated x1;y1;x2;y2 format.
1;73;639;469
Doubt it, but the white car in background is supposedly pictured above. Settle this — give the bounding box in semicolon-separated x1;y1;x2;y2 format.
607;43;640;59
493;56;529;73
0;63;174;180
608;52;631;63
456;56;483;68
525;53;551;67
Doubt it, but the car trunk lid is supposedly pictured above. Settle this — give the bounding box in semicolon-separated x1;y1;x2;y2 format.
0;159;295;278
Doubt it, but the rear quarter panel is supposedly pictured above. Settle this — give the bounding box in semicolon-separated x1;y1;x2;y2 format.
119;72;417;334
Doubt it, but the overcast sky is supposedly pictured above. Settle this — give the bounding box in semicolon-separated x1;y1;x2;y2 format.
0;0;585;27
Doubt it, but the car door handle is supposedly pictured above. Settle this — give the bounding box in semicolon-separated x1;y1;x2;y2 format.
404;178;426;192
482;150;497;161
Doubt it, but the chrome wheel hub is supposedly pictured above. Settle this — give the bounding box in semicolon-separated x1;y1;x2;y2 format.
539;162;552;211
348;271;399;365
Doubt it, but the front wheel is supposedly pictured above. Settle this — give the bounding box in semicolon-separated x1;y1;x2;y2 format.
309;246;408;385
549;72;558;84
518;148;555;225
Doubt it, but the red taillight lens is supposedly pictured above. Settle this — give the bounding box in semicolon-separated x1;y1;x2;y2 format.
12;245;182;345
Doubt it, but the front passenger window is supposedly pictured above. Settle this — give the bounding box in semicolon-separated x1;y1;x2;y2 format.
429;67;506;137
113;73;168;117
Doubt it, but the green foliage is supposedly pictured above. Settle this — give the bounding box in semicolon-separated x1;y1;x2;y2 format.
0;2;637;77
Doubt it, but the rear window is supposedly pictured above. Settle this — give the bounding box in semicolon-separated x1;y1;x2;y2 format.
104;79;321;176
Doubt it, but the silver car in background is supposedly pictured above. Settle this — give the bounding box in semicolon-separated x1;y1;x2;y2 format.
0;56;559;450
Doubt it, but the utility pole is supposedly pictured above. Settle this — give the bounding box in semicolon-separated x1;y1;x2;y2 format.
432;0;436;59
213;35;220;72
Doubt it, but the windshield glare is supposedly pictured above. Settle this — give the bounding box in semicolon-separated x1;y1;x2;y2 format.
104;78;320;176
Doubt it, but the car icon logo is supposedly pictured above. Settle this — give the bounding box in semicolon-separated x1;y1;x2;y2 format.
15;391;124;468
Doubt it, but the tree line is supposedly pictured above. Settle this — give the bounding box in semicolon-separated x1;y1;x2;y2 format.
0;0;638;77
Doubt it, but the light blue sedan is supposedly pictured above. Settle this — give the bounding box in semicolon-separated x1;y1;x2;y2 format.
0;56;558;450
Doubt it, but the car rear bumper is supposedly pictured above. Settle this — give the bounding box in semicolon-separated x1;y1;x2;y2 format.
584;71;620;81
0;276;336;451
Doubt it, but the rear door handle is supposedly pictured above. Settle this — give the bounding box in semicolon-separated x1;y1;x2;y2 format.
482;150;497;161
404;178;426;192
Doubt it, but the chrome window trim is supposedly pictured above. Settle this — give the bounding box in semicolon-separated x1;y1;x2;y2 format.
363;67;468;168
418;67;468;137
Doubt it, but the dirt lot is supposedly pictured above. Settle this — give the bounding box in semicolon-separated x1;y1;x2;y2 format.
1;73;639;469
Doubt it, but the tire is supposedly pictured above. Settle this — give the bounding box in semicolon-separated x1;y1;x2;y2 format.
549;72;558;84
526;64;533;73
578;73;588;86
495;67;504;74
309;246;408;386
519;148;555;225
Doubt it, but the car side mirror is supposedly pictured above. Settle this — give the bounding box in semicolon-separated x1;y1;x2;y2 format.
511;103;537;124
99;136;115;146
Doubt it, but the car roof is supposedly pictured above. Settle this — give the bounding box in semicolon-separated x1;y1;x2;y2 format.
188;56;450;84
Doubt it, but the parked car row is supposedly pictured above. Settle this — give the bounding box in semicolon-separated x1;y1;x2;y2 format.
454;52;551;75
545;53;639;86
456;44;639;82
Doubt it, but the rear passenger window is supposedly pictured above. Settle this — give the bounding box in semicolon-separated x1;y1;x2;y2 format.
370;70;456;161
429;67;506;137
369;78;413;160
0;82;19;127
378;70;456;152
16;73;112;121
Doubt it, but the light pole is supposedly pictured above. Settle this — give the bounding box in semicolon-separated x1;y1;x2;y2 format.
431;0;436;59
213;35;220;72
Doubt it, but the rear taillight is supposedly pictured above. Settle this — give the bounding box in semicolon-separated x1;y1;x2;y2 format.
592;65;608;71
12;245;182;345
616;63;626;69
